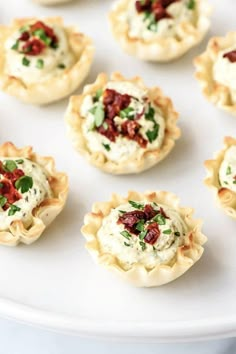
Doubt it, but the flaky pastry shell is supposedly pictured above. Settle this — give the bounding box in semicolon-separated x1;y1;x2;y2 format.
109;0;211;62
0;142;69;246
0;17;94;105
205;137;236;219
195;32;236;115
82;190;207;287
65;72;180;175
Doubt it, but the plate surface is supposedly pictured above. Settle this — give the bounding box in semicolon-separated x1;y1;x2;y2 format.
0;0;236;342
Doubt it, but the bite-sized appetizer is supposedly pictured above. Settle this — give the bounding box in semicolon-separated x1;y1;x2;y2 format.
0;142;68;246
109;0;211;62
0;17;94;105
205;137;236;219
65;72;180;174
33;0;73;5
82;191;207;287
195;33;236;115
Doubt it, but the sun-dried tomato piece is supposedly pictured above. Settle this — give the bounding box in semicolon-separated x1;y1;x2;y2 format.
159;207;169;219
103;89;131;120
97;120;119;142
152;2;171;21
19;31;30;41
135;0;152;13
121;120;148;148
118;210;146;234
223;50;236;63
160;0;180;8
22;38;45;56
144;204;158;219
30;21;58;46
144;222;161;245
4;169;25;186
0;179;22;209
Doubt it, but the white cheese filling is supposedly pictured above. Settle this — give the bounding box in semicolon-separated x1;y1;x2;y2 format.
81;81;165;163
4;23;75;84
213;46;236;103
219;146;236;192
97;202;187;269
127;0;196;41
0;158;52;230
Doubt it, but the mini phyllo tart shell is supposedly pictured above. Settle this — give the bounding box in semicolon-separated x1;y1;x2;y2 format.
0;17;94;105
109;0;211;62
0;142;68;246
205;137;236;219
65;72;180;175
195;32;236;115
82;191;207;287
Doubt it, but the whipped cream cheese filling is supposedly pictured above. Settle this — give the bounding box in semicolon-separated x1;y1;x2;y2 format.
127;0;196;41
0;158;52;230
97;202;187;269
213;46;236;103
219;146;236;192
81;81;165;163
4;22;75;84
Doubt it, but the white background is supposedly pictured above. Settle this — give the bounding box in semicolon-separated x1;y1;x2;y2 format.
0;0;235;351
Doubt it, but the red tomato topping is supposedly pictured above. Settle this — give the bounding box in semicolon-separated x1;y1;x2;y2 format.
223;50;236;63
30;21;58;47
118;210;146;234
135;0;179;21
98;89;148;147
22;38;45;56
0;180;22;209
144;222;161;245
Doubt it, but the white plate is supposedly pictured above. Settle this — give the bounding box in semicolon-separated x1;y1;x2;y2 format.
0;0;236;343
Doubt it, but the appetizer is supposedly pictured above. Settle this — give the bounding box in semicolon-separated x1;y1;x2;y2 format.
195;32;236;115
65;72;180;174
82;191;207;287
0;142;68;246
109;0;211;62
0;17;94;105
205;137;236;219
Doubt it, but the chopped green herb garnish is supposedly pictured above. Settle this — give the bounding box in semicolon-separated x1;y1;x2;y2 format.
0;183;3;188
120;230;131;240
16;159;24;164
15;176;33;193
152;246;156;251
0;195;7;208
139;230;148;240
124;242;130;247
233;181;236;184
120;107;135;119
94;89;103;102
163;229;172;235
8;204;21;216
145;105;155;122
11;41;19;50
22;57;30;67
174;232;181;237
139;241;146;251
136;219;145;232
3;160;17;172
103;122;108;130
19;25;29;33
223;181;229;185
36;59;44;69
58;63;66;69
89;106;97;115
102;143;110;151
94;103;105;127
147;21;158;32
187;0;195;10
226;166;232;175
119;210;126;214
146;124;159;143
153;214;166;225
33;29;51;45
128;200;144;210
51;42;59;49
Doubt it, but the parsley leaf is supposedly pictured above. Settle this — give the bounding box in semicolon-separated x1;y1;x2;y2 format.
187;0;195;10
8;204;21;216
22;57;30;67
120;230;132;240
15;176;33;193
163;229;172;235
128;200;144;210
0;195;7;208
226;166;232;175
153;214;166;225
3;160;17;172
146;124;159;143
36;59;44;69
136;219;145;232
102;143;110;151
120;107;135;119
